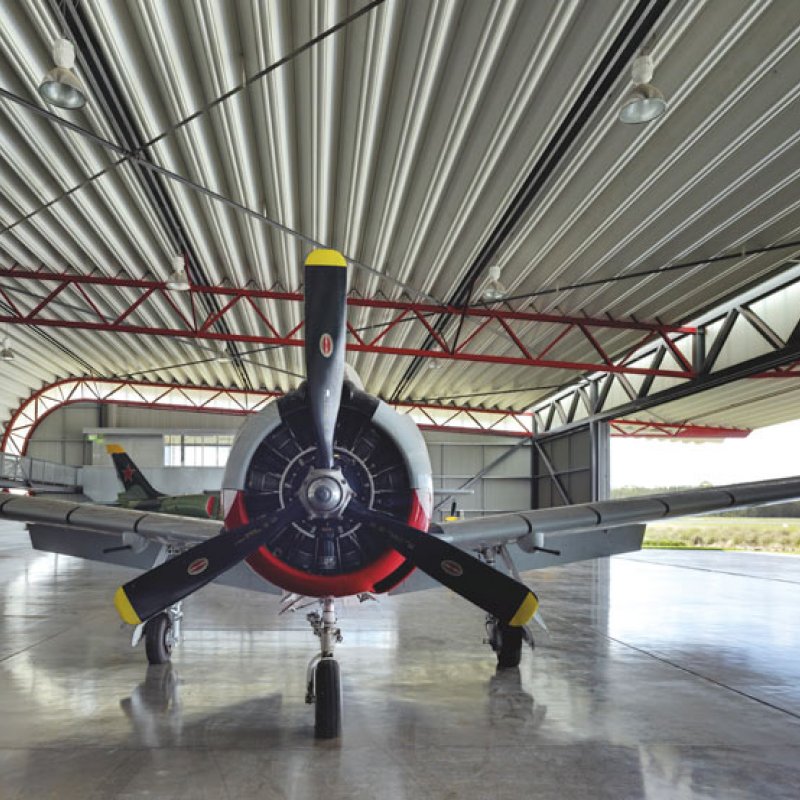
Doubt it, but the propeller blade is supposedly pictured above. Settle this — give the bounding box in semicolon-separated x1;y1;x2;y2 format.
304;249;348;468
114;501;305;625
347;501;538;627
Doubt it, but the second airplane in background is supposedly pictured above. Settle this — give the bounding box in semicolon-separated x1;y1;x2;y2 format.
106;444;221;519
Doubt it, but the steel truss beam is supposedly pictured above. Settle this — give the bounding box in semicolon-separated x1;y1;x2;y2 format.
0;266;698;377
532;276;800;435
608;420;749;439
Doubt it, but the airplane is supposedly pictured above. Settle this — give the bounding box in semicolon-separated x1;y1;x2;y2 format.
2;247;800;739
107;444;222;519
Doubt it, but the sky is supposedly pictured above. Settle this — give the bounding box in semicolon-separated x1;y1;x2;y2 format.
610;417;800;488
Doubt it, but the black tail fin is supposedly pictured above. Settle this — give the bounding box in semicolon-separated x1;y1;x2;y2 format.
107;445;164;500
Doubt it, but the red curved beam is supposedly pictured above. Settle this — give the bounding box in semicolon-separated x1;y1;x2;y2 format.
1;378;534;456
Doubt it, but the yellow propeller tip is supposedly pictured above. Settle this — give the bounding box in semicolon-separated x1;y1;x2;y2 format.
105;444;125;454
114;586;142;625
305;249;347;268
509;592;538;627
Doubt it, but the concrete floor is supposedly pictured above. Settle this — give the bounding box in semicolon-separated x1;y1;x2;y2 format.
2;523;800;799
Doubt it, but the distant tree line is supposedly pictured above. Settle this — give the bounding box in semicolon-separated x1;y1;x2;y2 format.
612;485;800;518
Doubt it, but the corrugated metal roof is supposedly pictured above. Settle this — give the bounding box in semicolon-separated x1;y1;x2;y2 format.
2;0;800;432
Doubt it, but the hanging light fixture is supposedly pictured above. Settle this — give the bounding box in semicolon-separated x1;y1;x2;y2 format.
0;336;14;362
38;37;87;110
482;265;506;301
218;345;235;363
166;255;191;291
619;53;666;124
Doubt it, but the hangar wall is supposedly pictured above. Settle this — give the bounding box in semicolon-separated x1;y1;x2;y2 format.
25;404;243;466
24;403;535;518
424;430;531;518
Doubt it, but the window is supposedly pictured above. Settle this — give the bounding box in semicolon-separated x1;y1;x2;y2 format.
163;434;234;467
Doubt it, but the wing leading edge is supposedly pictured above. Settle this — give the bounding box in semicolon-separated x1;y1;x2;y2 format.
0;494;222;546
434;474;800;552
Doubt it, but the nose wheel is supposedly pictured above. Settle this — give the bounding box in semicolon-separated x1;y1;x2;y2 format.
305;597;343;738
312;658;342;738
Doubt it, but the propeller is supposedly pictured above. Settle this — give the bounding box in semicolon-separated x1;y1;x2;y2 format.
303;249;348;468
113;248;537;631
114;501;305;625
347;500;537;627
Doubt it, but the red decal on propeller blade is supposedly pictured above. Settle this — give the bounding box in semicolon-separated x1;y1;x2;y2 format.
320;333;333;358
187;557;209;577
440;559;463;578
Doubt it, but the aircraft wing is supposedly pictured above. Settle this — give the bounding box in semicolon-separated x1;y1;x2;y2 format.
391;474;800;593
0;494;222;545
436;474;800;557
0;494;283;594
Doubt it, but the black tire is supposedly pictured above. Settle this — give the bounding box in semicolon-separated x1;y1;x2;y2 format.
144;613;173;665
496;623;523;669
314;658;342;739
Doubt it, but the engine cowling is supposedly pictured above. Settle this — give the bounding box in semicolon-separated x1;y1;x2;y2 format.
221;383;433;597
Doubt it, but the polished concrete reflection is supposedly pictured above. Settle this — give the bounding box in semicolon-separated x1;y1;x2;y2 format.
2;522;800;799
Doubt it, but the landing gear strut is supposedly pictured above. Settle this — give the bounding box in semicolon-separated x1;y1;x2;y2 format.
305;597;343;738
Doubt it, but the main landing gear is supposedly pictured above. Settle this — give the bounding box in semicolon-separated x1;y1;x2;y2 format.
132;602;183;665
480;546;536;669
485;616;532;668
305;597;343;739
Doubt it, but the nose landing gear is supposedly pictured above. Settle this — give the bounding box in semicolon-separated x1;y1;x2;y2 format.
305;596;343;738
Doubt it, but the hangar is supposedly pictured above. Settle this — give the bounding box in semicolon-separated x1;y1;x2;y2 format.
2;0;800;796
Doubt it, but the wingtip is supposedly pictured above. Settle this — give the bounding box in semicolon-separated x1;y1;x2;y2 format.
114;586;142;625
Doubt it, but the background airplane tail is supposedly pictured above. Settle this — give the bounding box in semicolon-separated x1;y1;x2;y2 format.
107;445;164;501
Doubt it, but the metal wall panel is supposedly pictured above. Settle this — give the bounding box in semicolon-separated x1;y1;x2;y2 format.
532;422;610;509
427;433;532;520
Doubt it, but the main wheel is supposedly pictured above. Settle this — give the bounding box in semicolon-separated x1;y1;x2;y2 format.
144;613;174;665
314;658;342;739
496;623;523;669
